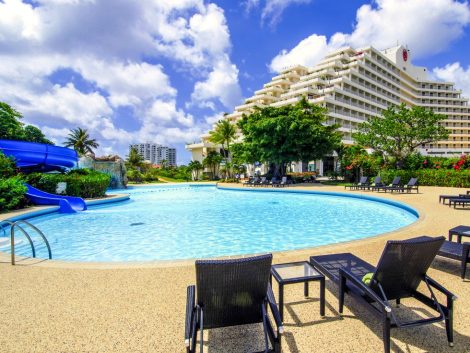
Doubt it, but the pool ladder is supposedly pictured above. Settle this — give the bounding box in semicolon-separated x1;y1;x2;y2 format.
0;220;52;265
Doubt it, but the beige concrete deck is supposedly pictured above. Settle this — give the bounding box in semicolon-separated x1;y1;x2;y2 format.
0;185;469;353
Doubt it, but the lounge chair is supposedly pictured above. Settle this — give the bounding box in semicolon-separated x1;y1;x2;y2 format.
437;240;470;279
255;177;267;187
449;197;470;208
388;177;418;193
310;236;456;353
345;176;369;190
376;176;401;192
279;176;288;187
184;254;283;353
242;177;254;187
368;176;384;191
439;191;470;204
270;177;280;187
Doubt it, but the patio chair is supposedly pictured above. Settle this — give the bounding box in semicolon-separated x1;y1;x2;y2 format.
310;236;456;353
185;254;283;353
376;176;401;193
368;176;384;191
345;176;369;190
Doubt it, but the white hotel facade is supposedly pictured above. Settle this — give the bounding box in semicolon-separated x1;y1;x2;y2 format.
186;45;470;175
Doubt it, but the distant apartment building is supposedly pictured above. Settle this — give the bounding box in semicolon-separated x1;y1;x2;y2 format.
130;143;177;166
186;45;470;175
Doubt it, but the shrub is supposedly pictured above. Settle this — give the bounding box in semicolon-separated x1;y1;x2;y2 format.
0;177;27;212
379;169;470;188
0;151;17;178
127;170;144;183
28;169;110;198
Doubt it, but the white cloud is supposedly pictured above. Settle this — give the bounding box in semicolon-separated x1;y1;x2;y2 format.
244;0;312;27
270;0;470;72
192;56;242;109
433;62;470;99
0;0;241;159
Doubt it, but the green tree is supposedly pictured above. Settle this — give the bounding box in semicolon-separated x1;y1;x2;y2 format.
64;127;99;156
353;104;449;168
126;147;144;170
0;102;24;139
237;97;341;175
203;150;223;179
23;125;54;144
208;119;236;177
0;102;53;144
188;160;203;180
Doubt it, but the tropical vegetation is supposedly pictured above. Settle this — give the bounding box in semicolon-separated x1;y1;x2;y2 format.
353;104;448;168
208;119;237;178
235;97;341;176
0;102;53;144
64;127;100;156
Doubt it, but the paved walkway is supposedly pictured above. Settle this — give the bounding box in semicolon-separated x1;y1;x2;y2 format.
0;185;469;352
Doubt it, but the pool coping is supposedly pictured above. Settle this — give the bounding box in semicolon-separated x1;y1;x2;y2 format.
0;183;426;269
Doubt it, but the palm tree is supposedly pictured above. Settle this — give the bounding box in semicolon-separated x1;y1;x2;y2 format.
188;160;203;180
208;119;236;177
126;147;144;171
64;127;99;156
203;151;222;180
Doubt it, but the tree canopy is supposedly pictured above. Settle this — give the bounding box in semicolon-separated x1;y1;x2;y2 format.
0;101;53;144
353;104;449;167
126;146;144;170
236;97;341;173
64;127;99;156
203;150;223;179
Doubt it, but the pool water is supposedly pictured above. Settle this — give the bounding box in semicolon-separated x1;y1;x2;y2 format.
1;185;418;262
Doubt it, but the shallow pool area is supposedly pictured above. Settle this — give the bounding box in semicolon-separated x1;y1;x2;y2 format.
0;184;418;262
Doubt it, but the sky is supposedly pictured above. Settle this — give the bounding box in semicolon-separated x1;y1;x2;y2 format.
1;0;470;165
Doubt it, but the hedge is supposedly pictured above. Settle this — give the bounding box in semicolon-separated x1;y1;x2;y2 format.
27;169;111;198
379;169;470;188
0;177;27;212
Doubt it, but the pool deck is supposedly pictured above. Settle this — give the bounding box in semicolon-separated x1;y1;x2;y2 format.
0;185;469;352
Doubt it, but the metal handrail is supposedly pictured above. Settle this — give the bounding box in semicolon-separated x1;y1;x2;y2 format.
1;220;36;264
9;220;52;265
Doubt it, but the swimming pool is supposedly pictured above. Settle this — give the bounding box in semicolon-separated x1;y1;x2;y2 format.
1;184;418;262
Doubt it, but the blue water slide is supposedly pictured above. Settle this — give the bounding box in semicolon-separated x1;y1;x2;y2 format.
0;139;78;172
0;139;87;213
25;184;87;213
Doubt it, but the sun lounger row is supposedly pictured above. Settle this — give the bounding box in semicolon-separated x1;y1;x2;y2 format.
185;228;468;353
439;190;470;208
345;176;419;193
242;176;291;187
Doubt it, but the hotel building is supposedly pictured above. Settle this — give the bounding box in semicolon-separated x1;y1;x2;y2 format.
130;143;177;166
186;45;470;174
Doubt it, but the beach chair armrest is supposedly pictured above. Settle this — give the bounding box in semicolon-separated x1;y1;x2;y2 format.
339;268;392;313
425;276;457;301
185;285;196;347
267;285;284;334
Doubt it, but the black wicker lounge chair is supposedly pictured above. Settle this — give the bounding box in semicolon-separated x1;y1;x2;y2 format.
310;236;456;353
345;176;369;190
270;177;280;187
376;176;401;192
185;254;283;353
437;240;470;279
368;176;384;191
